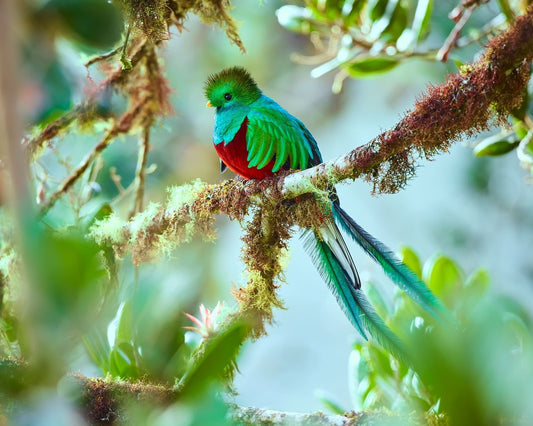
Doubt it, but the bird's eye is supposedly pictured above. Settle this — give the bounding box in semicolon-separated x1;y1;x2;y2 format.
224;93;232;101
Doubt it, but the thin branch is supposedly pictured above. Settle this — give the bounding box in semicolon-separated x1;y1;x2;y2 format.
456;13;507;48
38;96;151;216
130;124;151;217
84;45;123;68
437;7;474;62
23;40;149;158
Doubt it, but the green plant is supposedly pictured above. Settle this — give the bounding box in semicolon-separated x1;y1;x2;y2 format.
345;248;533;424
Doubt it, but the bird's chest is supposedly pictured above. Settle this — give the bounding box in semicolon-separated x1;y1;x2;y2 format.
214;118;276;180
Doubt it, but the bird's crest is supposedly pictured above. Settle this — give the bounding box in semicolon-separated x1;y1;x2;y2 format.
204;66;262;107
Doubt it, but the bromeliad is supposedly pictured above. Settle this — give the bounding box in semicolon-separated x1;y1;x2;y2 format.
205;66;449;356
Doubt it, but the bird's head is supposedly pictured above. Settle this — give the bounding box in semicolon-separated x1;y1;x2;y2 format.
204;66;262;109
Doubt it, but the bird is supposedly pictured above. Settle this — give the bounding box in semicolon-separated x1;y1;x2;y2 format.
204;66;449;357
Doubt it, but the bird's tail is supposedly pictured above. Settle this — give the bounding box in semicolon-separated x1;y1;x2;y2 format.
302;224;408;362
332;202;450;323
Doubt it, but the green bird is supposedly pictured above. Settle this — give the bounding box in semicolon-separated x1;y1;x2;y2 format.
205;66;448;357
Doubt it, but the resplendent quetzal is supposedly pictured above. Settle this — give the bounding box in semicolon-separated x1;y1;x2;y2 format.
205;66;448;355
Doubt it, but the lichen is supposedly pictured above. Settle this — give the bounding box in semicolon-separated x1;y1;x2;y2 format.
90;213;128;246
165;178;208;213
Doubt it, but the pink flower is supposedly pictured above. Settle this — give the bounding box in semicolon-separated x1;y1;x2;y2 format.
184;302;226;338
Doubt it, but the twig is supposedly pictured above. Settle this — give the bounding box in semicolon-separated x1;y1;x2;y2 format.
456;13;507;48
38;96;151;217
38;131;116;217
437;7;474;61
130;124;151;217
84;46;123;68
24;40;149;159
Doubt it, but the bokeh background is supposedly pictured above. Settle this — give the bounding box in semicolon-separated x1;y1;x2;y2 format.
11;0;533;414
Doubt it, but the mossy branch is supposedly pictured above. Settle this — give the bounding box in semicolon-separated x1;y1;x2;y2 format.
38;94;153;217
93;5;533;252
23;40;150;159
282;6;533;196
89;6;533;337
2;358;443;425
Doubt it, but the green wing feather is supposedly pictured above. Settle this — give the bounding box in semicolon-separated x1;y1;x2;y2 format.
303;228;408;362
248;133;269;167
273;136;288;172
332;203;451;323
257;139;276;169
246;102;317;172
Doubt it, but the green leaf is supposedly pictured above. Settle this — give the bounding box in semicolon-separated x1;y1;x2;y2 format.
474;134;520;157
368;0;407;43
513;118;529;139
452;58;464;70
179;319;249;398
422;255;463;303
345;57;399;77
342;0;365;26
399;246;422;279
411;0;433;42
463;268;490;303
315;390;347;414
503;312;533;352
276;5;314;34
116;301;134;345
83;331;111;373
369;0;389;21
349;346;372;410
109;342;139;379
367;345;394;378
382;2;408;42
325;0;345;19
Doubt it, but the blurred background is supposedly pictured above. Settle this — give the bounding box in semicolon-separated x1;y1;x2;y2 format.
3;0;533;418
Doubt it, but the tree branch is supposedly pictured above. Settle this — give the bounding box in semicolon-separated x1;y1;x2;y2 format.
130;124;151;217
90;6;533;261
2;359;436;425
23;40;149;159
38;95;152;217
280;5;533;197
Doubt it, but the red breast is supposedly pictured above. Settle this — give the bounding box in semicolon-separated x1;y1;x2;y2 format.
214;117;276;180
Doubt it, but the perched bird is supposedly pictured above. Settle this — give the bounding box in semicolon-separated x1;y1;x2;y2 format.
205;66;448;356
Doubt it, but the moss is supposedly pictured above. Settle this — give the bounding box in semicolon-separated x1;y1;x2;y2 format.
166;179;208;213
168;0;245;52
75;375;177;424
90;214;128;246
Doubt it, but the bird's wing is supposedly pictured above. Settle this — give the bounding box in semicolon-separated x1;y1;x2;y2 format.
246;101;322;173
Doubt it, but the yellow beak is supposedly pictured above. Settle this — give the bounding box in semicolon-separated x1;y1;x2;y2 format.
206;101;213;107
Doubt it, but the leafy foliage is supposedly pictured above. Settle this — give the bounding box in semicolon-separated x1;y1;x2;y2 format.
345;248;533;423
277;0;434;91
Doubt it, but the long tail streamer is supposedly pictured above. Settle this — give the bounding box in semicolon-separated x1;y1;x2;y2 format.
332;202;450;323
302;227;408;362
